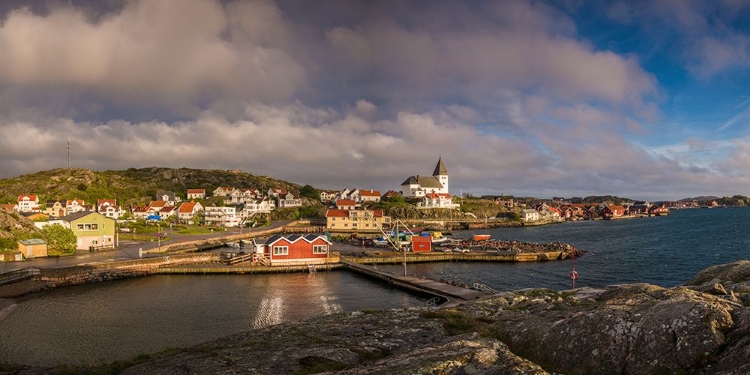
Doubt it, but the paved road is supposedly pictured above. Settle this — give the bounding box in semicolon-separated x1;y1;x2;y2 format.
1;221;291;273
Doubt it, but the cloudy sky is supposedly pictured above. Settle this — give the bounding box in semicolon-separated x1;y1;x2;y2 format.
1;0;750;200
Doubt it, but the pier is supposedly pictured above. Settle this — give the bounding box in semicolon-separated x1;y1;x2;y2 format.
340;258;487;305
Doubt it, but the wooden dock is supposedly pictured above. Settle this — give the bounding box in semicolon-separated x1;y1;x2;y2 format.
340;259;487;305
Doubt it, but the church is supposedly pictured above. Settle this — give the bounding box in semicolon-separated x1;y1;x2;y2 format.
400;157;449;198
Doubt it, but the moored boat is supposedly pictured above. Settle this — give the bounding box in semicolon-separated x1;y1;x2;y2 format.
473;234;491;241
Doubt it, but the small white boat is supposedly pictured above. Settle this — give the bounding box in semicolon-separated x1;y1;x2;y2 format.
225;242;241;248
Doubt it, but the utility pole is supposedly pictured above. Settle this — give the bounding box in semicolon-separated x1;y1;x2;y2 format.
67;138;70;168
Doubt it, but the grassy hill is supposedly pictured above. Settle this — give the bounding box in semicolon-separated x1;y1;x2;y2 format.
0;167;304;207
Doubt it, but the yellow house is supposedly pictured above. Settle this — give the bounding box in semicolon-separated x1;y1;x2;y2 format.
325;208;391;232
61;212;116;250
17;239;48;258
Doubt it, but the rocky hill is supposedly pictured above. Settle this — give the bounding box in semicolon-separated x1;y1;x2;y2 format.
0;167;304;206
0;208;42;245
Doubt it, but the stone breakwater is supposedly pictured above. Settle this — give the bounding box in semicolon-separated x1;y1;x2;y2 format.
112;260;748;374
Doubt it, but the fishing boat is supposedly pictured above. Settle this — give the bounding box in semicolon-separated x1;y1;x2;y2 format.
473;234;491;241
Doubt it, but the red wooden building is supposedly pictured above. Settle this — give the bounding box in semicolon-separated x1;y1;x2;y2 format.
253;234;332;265
601;205;626;219
411;235;432;252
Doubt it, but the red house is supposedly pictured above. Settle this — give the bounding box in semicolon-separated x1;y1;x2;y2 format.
253;234;332;266
411;236;432;252
601;205;626;219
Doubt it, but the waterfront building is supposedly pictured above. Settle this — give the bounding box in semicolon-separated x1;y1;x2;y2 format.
239;198;275;219
252;234;332;266
319;190;338;203
522;209;540;223
325;208;390;232
601;205;626;219
17;239;48;258
400;157;449;198
60;211;116;250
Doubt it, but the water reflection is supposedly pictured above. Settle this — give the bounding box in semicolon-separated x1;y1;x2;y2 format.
0;271;422;366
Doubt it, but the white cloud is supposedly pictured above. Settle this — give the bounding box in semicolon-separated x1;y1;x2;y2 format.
0;0;306;107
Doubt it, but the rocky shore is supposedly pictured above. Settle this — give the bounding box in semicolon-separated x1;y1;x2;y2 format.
5;260;746;374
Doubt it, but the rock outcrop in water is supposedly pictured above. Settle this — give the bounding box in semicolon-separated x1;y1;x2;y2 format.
12;260;750;374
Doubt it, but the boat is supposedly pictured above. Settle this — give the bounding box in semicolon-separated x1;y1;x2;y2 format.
429;231;450;244
473;234;491;241
225;241;241;248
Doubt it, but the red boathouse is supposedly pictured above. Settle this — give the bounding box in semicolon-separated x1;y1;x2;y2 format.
253;234;332;266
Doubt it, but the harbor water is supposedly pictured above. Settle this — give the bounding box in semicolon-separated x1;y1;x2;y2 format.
383;207;750;291
1;207;749;366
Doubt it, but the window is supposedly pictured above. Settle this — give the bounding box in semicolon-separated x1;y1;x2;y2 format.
273;246;288;256
76;223;99;231
313;245;328;254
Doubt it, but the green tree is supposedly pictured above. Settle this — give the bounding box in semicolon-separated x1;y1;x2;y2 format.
41;224;77;255
299;184;319;200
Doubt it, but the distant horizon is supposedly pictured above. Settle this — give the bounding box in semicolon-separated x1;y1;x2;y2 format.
1;1;750;200
1;165;743;204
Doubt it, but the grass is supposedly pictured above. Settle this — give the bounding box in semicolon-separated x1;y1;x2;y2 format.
174;227;217;235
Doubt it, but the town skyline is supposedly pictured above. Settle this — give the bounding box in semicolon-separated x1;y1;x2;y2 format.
1;1;750;201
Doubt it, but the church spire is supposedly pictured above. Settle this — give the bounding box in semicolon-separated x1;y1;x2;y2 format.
432;157;448;176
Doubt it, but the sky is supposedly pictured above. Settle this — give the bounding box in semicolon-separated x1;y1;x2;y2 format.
1;0;750;201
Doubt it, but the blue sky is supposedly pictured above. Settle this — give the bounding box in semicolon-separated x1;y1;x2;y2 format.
1;0;750;201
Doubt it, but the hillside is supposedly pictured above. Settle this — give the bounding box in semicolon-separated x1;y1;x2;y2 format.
0;167;304;206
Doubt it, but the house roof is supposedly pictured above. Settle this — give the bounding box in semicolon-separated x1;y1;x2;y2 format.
66;199;84;205
187;189;205;194
265;234;332;246
336;199;356;206
1;204;17;211
359;189;381;197
18;195;38;201
149;200;169;209
432;157;448;176
326;209;349;218
18;239;47;245
98;199;116;206
178;201;200;213
425;193;451;199
401;175;443;189
60;211;109;222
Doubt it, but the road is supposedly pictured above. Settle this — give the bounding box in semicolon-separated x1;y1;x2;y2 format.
1;221;290;273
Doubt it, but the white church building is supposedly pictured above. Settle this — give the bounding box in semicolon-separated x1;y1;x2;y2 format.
400;157;450;198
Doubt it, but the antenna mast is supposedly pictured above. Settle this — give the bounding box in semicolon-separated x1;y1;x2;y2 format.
67;138;70;168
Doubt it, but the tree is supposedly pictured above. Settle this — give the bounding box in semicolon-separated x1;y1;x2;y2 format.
299;184;319;200
41;224;77;255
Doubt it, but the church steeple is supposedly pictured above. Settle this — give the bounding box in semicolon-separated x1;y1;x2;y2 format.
432;157;448;176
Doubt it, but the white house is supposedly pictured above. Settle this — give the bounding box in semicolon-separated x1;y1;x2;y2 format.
66;199;87;214
17;195;40;212
177;201;204;224
186;189;206;200
359;189;381;203
240;198;275;218
401;157;449;198
417;193;459;209
522;209;540;223
97;199;125;219
204;206;241;227
278;192;302;208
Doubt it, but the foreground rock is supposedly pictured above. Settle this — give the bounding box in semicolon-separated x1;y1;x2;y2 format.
10;260;750;374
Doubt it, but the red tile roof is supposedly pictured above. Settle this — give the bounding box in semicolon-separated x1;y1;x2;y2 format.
326;209;349;218
187;189;205;194
178;201;199;213
359;190;381;197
